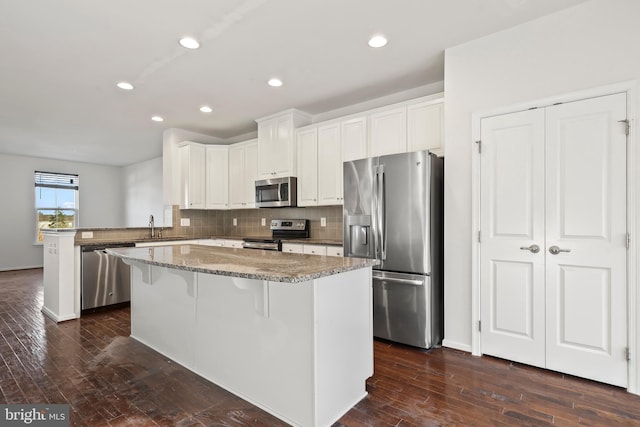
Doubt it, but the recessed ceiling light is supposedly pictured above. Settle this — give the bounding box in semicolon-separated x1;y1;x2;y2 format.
200;106;213;113
116;81;134;90
179;37;200;49
151;116;164;122
368;35;388;48
268;78;283;87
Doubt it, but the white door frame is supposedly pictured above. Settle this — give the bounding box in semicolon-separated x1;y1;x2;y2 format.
470;81;638;394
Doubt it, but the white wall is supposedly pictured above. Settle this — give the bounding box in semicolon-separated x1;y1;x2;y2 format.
443;0;640;361
123;157;167;227
0;153;124;270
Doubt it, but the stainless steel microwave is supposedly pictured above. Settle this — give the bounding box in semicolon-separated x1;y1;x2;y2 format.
255;176;297;208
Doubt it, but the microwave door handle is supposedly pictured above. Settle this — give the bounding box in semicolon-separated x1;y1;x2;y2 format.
278;183;283;201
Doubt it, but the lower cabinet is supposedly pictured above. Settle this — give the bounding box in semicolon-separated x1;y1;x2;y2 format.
198;239;243;248
282;243;343;257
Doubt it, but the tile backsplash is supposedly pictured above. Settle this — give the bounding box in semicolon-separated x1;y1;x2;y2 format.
76;205;343;243
220;205;342;240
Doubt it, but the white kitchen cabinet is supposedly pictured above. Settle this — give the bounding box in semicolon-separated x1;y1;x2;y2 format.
317;123;343;204
205;145;229;209
135;240;200;248
229;139;258;209
303;244;327;256
222;239;243;248
326;246;343;257
198;239;224;247
296;128;318;206
341;116;368;162
369;107;407;157
282;243;304;254
179;143;206;209
256;109;311;179
407;99;444;153
297;123;343;207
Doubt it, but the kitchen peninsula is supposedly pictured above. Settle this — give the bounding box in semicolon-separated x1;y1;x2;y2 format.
106;244;377;427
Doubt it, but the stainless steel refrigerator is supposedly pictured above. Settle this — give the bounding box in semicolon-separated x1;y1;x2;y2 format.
343;150;443;349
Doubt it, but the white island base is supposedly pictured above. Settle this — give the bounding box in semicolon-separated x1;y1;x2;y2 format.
128;262;373;427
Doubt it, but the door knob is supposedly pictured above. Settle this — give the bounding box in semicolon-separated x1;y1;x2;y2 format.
520;244;540;253
549;245;571;255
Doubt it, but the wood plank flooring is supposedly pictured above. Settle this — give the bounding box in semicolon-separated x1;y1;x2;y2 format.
1;268;639;426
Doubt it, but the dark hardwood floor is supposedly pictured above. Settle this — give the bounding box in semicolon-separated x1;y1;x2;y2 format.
1;269;640;426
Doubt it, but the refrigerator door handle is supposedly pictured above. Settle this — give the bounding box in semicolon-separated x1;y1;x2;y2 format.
379;167;386;260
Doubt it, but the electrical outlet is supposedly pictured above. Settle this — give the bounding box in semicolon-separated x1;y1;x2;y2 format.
180;218;190;226
233;218;237;226
81;231;93;239
261;218;266;226
320;217;326;227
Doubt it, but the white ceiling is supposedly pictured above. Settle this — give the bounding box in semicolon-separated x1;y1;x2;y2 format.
0;0;586;166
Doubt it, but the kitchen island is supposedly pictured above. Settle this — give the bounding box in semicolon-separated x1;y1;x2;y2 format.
106;244;377;427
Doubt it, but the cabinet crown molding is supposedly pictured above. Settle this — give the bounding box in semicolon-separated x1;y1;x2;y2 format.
255;108;313;124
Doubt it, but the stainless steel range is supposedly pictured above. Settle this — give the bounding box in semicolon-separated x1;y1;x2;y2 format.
242;219;309;251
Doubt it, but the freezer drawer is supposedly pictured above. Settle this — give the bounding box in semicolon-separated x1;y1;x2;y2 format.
372;270;442;349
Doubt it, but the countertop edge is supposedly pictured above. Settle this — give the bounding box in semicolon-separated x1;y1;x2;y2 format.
107;250;375;284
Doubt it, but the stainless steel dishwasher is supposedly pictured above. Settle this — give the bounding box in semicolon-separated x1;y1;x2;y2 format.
81;243;135;310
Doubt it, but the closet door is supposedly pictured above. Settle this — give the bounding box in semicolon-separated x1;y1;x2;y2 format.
480;93;628;388
479;108;546;368
544;93;628;387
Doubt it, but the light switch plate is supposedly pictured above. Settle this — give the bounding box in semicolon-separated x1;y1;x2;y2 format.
233;218;237;226
81;231;94;239
320;217;327;227
261;218;266;226
181;218;190;226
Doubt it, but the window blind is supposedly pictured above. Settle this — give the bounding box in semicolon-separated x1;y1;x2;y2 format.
34;171;79;190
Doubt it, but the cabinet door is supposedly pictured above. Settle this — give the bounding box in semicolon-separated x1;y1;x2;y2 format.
407;101;443;152
297;128;318;206
370;107;407;157
258;116;295;179
258;118;277;178
282;243;303;254
342;116;368;162
326;246;343;257
243;140;258;208
179;143;206;209
317;123;342;205
303;245;327;256
205;145;229;209
228;144;245;209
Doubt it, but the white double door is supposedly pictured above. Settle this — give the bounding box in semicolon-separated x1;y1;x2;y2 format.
479;93;628;387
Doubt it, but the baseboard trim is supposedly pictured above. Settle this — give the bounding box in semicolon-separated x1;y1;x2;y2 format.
442;339;472;353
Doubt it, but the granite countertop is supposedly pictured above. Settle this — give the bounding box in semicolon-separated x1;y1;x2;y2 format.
77;236;343;247
106;244;375;283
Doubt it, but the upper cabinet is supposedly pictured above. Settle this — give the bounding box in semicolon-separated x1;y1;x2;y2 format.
297;123;343;207
205;145;229;210
341;116;368;162
296;128;318;206
179;142;206;209
229;139;258;209
256;109;312;179
317;123;343;204
179;142;228;210
407;99;444;153
369;107;407;157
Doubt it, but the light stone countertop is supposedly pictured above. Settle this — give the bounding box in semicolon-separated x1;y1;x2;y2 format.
106;244;376;283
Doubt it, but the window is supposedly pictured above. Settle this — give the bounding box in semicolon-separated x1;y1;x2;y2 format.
35;171;79;243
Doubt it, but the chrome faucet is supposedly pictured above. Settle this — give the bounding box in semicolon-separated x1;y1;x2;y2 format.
149;214;155;238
